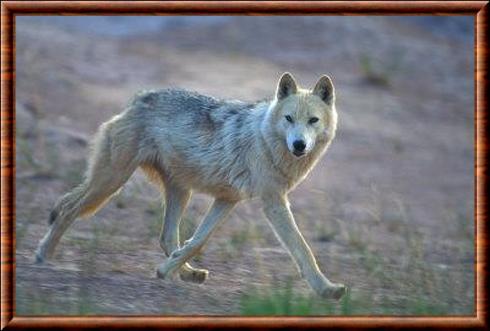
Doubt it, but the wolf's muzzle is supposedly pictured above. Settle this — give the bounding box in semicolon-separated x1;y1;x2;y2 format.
292;140;306;157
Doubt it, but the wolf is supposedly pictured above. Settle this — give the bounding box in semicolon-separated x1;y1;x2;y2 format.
35;72;346;299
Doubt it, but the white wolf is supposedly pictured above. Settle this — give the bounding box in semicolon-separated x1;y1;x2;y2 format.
35;72;346;299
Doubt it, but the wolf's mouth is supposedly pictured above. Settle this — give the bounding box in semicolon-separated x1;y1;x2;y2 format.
293;150;306;157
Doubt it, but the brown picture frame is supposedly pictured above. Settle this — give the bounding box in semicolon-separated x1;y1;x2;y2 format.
1;1;487;329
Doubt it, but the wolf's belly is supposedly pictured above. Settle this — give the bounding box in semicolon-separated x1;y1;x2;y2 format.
167;165;252;201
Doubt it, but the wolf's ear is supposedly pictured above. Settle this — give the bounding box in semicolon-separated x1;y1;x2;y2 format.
276;72;298;101
312;75;335;105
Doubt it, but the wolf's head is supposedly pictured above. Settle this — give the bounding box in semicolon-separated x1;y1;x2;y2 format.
268;72;338;158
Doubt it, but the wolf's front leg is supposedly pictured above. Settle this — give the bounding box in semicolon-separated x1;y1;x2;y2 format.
262;194;346;299
157;199;236;280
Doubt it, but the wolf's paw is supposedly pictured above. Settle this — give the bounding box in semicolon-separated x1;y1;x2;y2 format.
320;282;347;300
34;252;45;264
179;268;209;284
156;263;178;281
34;247;48;264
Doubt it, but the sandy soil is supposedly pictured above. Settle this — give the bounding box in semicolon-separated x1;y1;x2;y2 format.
15;16;474;315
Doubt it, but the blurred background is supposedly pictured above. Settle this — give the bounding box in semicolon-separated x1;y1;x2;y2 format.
15;16;474;315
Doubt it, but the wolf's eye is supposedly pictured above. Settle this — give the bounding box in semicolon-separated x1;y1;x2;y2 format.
285;115;293;123
309;117;319;124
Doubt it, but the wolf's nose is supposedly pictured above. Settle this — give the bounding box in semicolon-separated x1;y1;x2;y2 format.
293;140;306;152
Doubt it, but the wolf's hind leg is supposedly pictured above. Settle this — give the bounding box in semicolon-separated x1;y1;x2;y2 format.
35;122;138;263
35;163;138;263
160;183;209;284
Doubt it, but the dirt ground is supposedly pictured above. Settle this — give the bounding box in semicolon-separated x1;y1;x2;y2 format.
15;16;474;315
